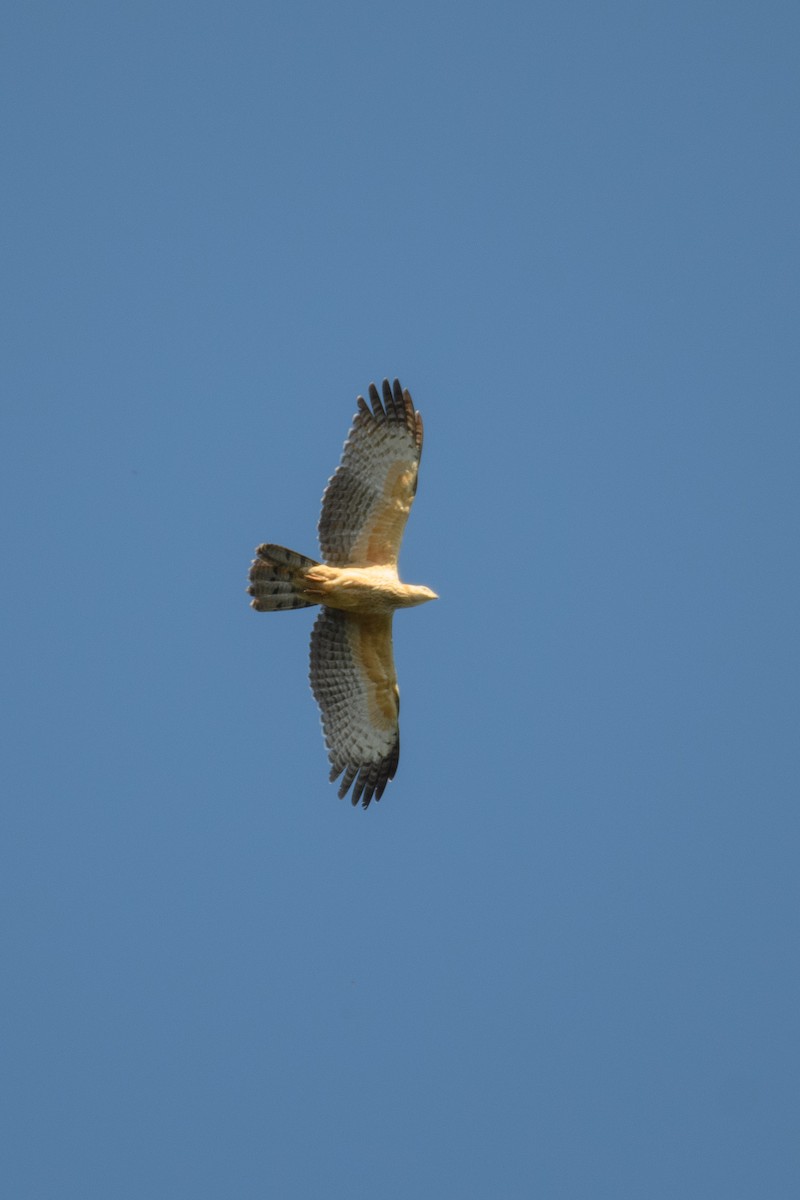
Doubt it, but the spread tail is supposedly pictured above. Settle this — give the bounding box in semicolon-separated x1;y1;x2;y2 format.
248;543;320;611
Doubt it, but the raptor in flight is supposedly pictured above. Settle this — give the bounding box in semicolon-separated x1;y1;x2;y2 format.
248;378;436;808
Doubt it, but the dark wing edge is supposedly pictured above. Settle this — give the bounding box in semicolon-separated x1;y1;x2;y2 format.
309;608;400;809
330;739;400;810
358;378;422;451
318;378;423;565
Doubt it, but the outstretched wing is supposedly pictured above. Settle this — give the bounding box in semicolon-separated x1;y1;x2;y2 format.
309;608;400;808
318;378;423;567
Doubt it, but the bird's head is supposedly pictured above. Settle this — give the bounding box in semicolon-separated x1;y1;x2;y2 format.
407;584;438;606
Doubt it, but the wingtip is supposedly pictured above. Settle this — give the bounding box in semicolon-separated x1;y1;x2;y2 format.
367;382;385;421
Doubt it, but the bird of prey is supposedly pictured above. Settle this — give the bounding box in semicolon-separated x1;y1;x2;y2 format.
248;378;436;808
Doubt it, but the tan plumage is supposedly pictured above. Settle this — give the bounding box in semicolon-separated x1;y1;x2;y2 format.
247;378;436;808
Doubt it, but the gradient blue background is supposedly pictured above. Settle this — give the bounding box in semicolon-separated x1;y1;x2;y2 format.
2;3;799;1196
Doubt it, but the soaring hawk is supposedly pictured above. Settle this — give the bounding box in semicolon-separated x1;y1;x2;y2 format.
248;378;436;808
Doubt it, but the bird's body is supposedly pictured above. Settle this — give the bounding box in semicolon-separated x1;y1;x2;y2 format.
247;378;435;808
301;563;436;613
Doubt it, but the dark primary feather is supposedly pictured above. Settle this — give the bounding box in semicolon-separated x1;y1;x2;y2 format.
309;608;399;809
318;377;423;566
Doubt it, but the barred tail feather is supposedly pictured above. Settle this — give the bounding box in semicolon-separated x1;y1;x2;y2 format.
248;543;320;612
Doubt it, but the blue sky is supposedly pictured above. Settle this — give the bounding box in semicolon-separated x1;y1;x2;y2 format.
2;2;799;1196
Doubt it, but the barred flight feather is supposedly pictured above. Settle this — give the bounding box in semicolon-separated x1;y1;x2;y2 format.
309;609;399;809
318;377;423;568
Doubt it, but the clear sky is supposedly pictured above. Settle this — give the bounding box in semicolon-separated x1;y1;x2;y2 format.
2;2;799;1197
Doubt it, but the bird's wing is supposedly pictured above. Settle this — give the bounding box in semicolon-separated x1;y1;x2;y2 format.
318;378;423;567
309;608;400;808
